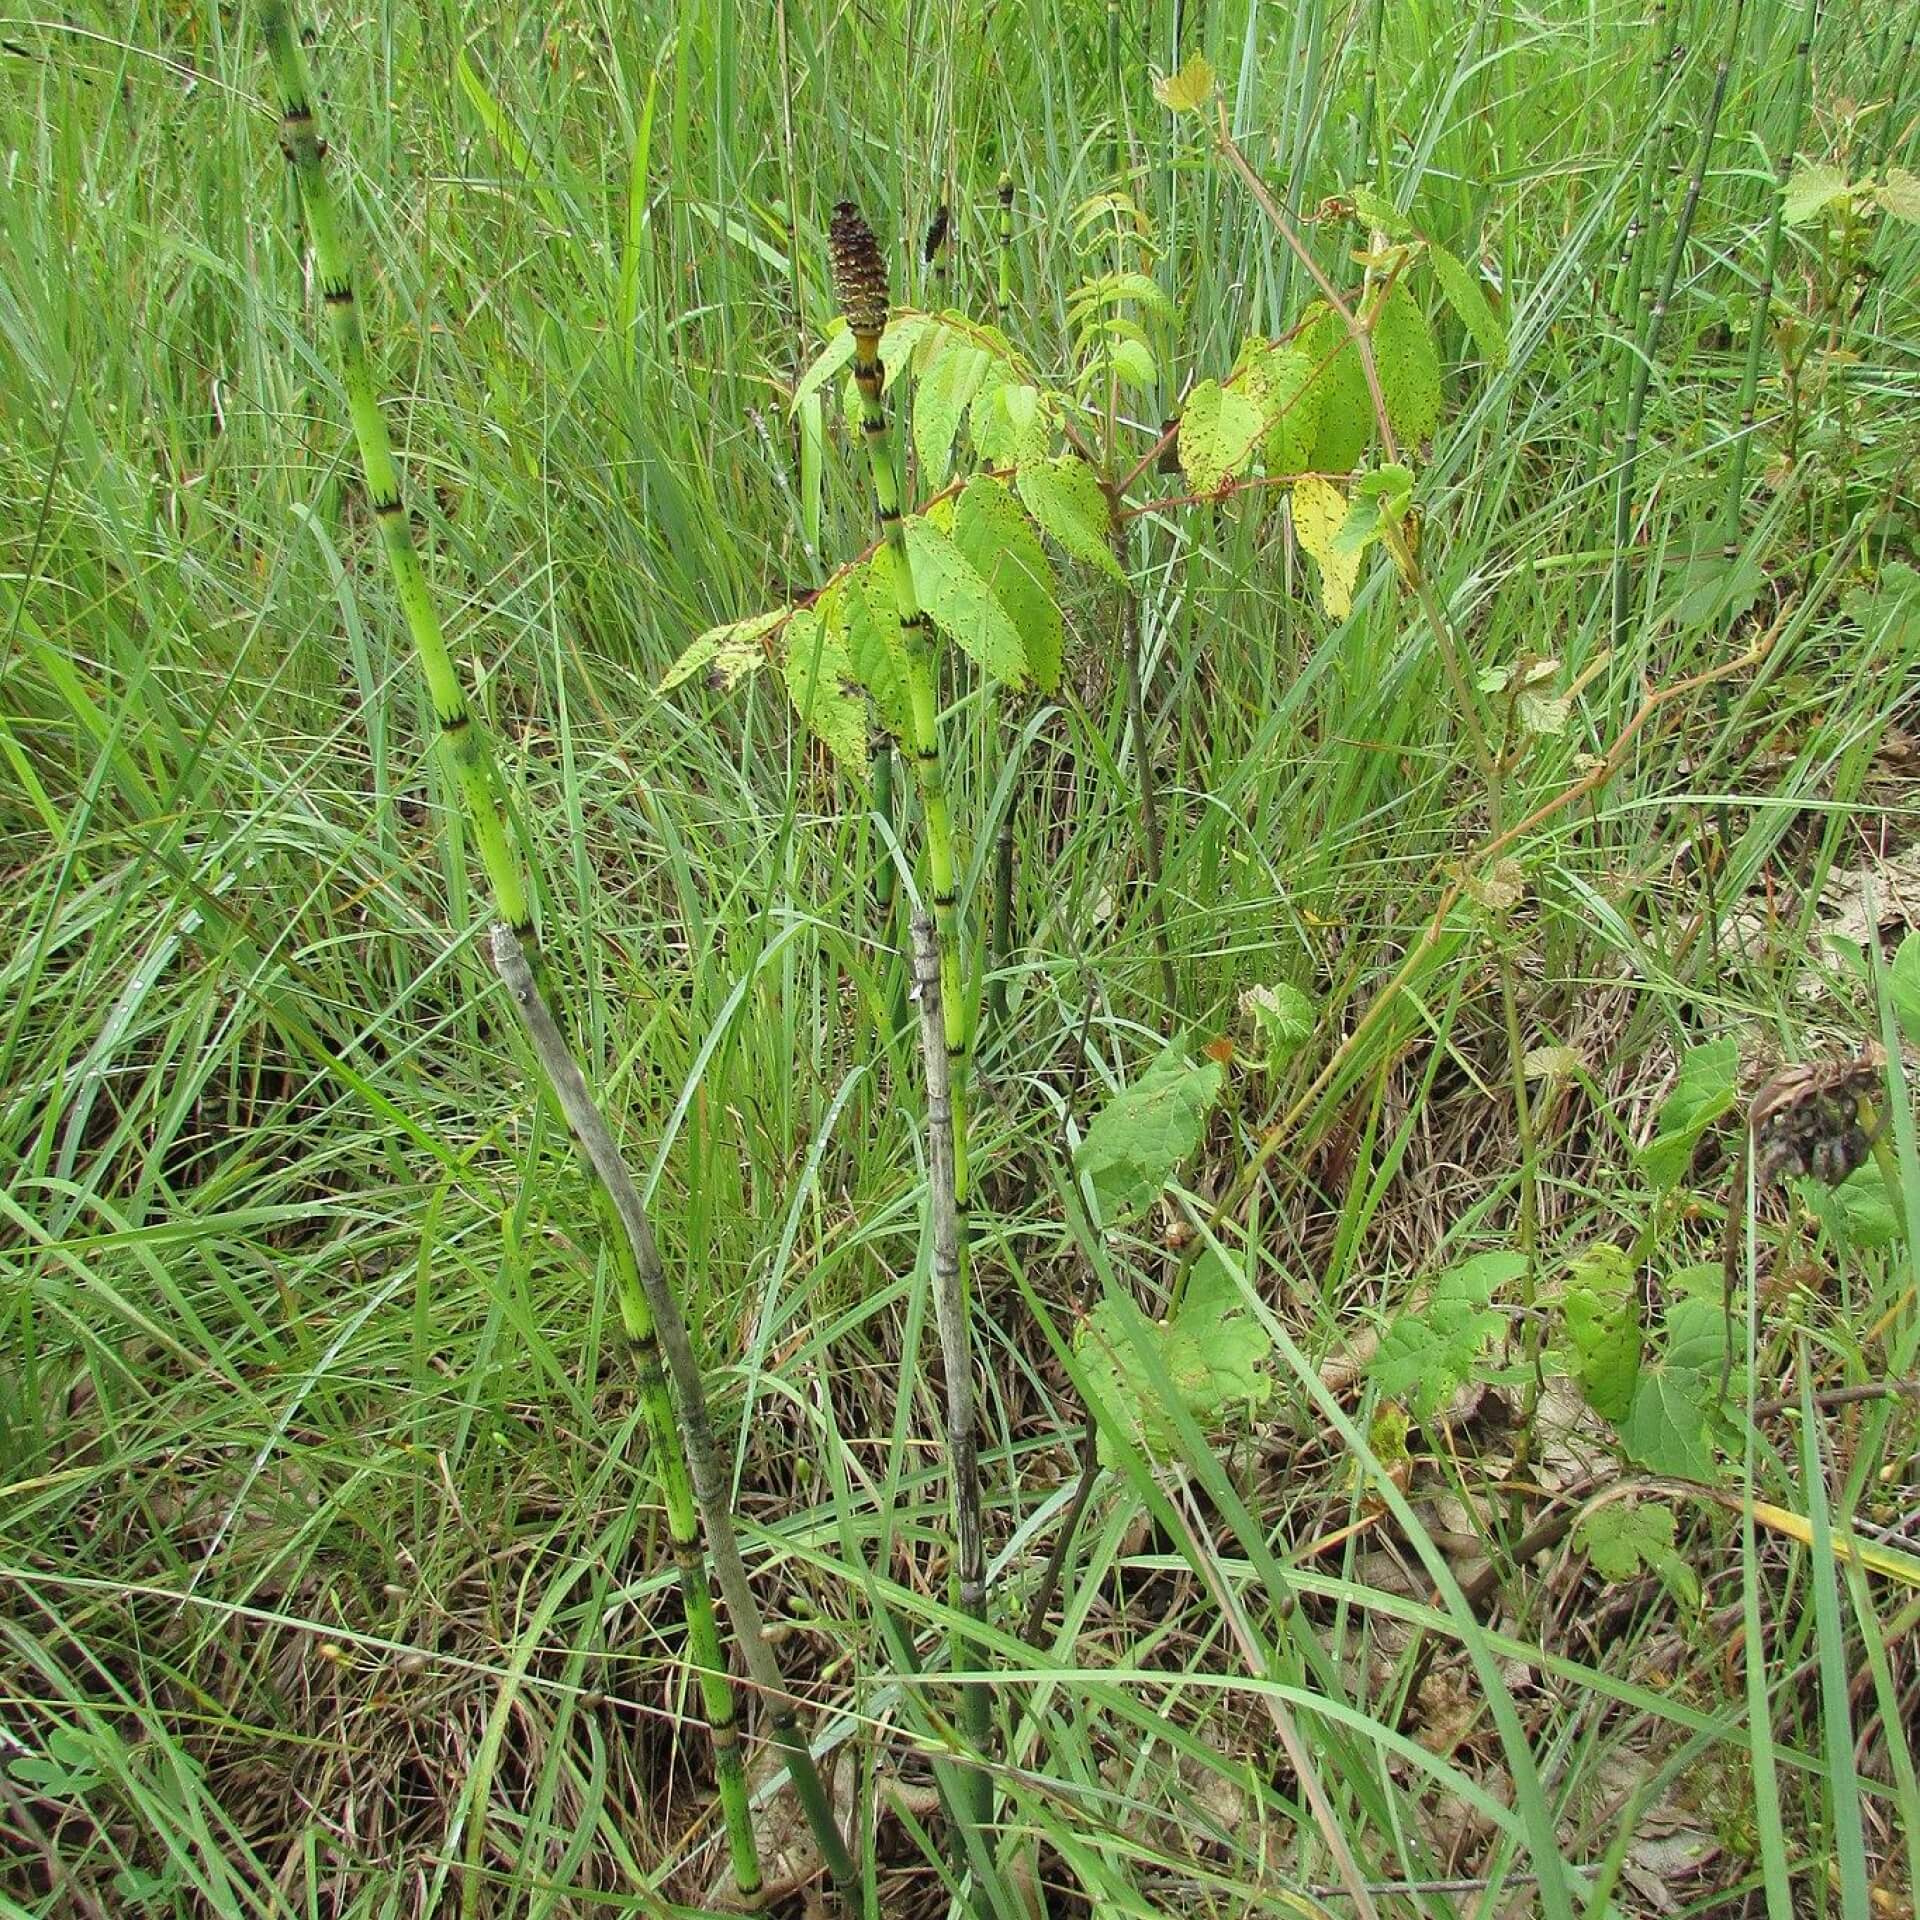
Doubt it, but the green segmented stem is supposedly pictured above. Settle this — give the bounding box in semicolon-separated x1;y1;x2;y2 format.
1722;0;1820;555
848;332;974;1205
255;11;763;1903
995;172;1014;317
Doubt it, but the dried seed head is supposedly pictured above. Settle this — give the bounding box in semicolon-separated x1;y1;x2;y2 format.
829;201;890;340
1749;1050;1884;1187
922;203;951;264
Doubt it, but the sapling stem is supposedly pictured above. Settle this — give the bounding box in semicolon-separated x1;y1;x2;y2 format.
255;13;763;1899
910;913;993;1833
491;924;861;1910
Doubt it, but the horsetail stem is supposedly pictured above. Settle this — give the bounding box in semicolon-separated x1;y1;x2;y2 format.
1723;0;1820;555
491;927;861;1910
829;200;974;1205
995;171;1014;317
911;913;993;1832
1611;0;1748;650
255;13;764;1903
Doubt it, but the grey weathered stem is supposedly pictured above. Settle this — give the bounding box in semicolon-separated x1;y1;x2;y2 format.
489;923;859;1903
910;912;993;1825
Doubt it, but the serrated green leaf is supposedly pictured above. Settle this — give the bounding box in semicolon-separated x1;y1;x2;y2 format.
1783;160;1853;225
780;605;868;783
659;609;783;692
1368;1252;1523;1422
1076;1252;1271;1467
1295;303;1373;473
952;475;1064;694
914;336;995;487
1891;930;1920;1050
1178;378;1266;495
1426;242;1508;367
969;378;1049;466
1576;1501;1677;1582
1153;50;1215;113
1640;1038;1740;1189
1371;286;1443;446
1075;1045;1225;1219
835;557;912;740
1563;1244;1643;1422
1876;167;1920;223
1349;183;1411;238
1291;474;1363;619
1016;455;1124;581
1330;493;1383;562
1619;1362;1717;1481
1232;341;1321;475
901;518;1029;686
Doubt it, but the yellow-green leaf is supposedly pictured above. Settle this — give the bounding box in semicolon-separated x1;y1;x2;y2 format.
914;335;995;486
1015;455;1124;581
1875;167;1920;224
1178;379;1265;496
952;476;1064;694
1233;341;1322;476
781;605;869;782
1427;242;1508;367
659;609;784;692
1371;286;1443;446
1294;303;1373;473
902;518;1030;686
970;378;1049;465
1783;160;1852;225
1291;475;1363;619
1153;52;1216;113
829;561;911;741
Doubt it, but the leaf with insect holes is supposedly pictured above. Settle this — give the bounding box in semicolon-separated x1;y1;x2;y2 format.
914;335;996;487
1370;1252;1524;1423
1348;183;1411;238
1891;930;1920;1050
1017;455;1124;581
1640;1037;1739;1190
970;378;1049;466
901;518;1029;687
1291;475;1363;619
1876;168;1920;223
1075;1045;1224;1219
1153;52;1216;114
1241;982;1315;1061
780;605;868;783
1427;242;1508;367
1783;160;1853;225
1560;1243;1642;1422
833;557;912;740
1575;1501;1698;1608
1295;303;1374;474
953;476;1064;694
1075;1254;1271;1467
1232;341;1322;475
1371;287;1443;446
659;609;784;693
1179;379;1266;496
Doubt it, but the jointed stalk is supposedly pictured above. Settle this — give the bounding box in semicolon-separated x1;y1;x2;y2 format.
492;927;861;1910
995;171;1014;318
831;202;974;1206
1610;0;1748;651
256;12;763;1903
911;914;992;1829
1723;0;1820;554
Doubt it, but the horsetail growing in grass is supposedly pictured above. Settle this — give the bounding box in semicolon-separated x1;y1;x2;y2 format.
830;201;975;1206
491;925;861;1910
1722;0;1820;557
1610;0;1749;651
256;11;764;1902
910;912;992;1833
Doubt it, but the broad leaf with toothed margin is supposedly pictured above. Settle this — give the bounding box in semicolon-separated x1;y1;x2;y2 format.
952;476;1063;694
902;517;1030;687
1016;454;1124;581
660;609;783;692
1178;379;1265;496
1075;1045;1224;1219
781;605;868;783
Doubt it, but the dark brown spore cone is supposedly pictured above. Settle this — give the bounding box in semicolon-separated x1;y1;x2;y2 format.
923;203;951;263
830;201;890;340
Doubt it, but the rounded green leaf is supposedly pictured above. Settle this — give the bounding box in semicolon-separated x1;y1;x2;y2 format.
781;605;869;783
1371;286;1443;446
1178;378;1265;496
